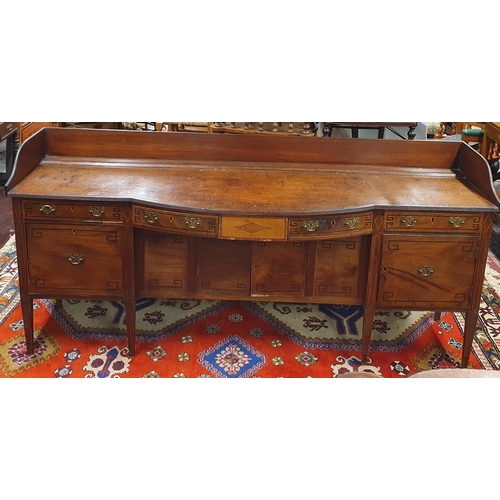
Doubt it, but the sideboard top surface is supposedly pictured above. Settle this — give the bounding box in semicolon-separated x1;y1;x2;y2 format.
6;127;499;215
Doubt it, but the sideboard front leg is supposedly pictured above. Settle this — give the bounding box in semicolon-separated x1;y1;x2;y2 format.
362;307;375;364
123;205;136;355
125;299;136;356
20;293;34;355
461;311;478;368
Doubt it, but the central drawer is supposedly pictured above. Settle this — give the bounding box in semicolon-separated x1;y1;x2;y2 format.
220;216;286;240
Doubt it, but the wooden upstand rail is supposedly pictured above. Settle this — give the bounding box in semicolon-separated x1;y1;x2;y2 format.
5;128;500;367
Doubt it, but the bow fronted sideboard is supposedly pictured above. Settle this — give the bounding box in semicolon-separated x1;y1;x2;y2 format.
5;128;499;367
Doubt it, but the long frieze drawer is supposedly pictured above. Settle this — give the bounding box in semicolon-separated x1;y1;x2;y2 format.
289;212;372;238
220;216;286;240
133;206;218;236
384;212;482;232
23;201;123;221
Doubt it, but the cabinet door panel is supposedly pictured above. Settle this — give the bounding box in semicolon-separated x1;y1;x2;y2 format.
142;233;189;294
26;224;123;295
197;239;251;297
314;238;361;300
377;234;478;308
251;241;306;297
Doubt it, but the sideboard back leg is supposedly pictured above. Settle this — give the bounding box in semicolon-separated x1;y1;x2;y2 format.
462;311;479;368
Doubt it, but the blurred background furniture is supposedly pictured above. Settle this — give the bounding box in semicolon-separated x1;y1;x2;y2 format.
18;122;59;143
322;122;418;139
210;122;317;136
481;122;500;186
0;122;17;186
164;122;209;132
482;122;500;161
2;122;59;186
434;122;485;146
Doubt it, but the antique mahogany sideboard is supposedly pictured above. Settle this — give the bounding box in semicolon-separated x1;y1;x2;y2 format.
5;128;500;367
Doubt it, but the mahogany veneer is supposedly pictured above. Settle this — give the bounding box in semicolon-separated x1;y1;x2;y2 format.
6;128;500;366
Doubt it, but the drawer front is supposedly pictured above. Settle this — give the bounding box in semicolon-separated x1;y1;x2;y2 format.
23;201;123;221
133;206;218;236
220;216;286;240
0;122;16;140
289;212;372;239
26;224;124;295
377;234;479;308
385;212;482;232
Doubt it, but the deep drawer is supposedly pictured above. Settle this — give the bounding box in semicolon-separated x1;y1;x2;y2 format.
377;234;479;308
26;223;124;295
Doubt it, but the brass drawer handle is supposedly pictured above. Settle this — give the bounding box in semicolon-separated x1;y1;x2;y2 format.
89;206;105;217
39;204;56;215
68;254;84;265
144;211;160;224
6;123;14;131
302;220;319;232
449;216;466;228
418;266;434;277
185;217;201;229
344;217;360;229
401;216;417;227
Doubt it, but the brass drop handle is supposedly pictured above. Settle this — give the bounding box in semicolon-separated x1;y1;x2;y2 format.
401;216;417;227
418;266;434;277
185;217;201;229
89;206;105;217
144;211;160;224
6;123;14;131
302;220;319;232
39;204;56;214
449;217;466;228
344;217;360;229
68;254;84;265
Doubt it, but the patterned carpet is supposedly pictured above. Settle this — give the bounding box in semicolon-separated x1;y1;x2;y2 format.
1;234;500;378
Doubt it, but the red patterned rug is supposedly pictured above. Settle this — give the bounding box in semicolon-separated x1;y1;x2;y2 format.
1;235;500;378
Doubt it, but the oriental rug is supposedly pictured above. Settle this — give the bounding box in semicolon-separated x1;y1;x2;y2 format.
1;235;500;378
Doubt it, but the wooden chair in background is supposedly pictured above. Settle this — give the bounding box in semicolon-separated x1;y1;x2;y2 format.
209;122;317;136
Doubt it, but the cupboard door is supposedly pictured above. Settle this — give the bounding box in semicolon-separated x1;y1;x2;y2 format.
251;241;307;298
197;239;251;297
142;232;189;295
313;238;362;302
377;234;478;309
26;224;123;296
